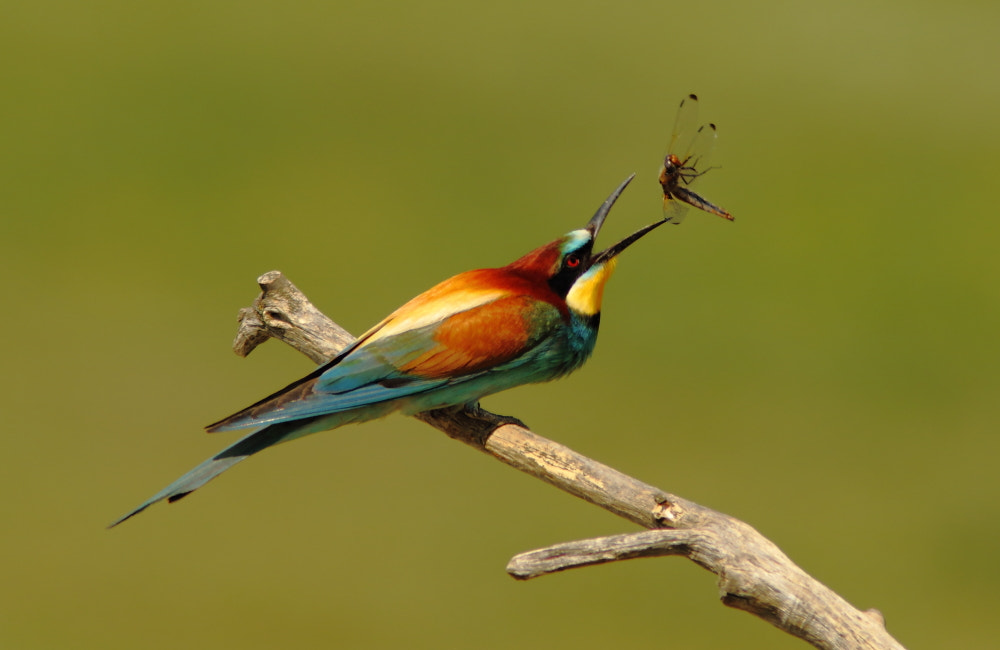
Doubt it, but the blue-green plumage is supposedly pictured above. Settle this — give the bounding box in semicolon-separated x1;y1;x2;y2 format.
110;174;670;526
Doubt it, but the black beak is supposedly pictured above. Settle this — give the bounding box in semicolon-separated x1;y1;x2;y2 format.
585;173;635;239
586;174;671;266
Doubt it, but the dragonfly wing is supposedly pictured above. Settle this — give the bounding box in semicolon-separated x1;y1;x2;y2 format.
682;123;718;178
663;191;691;225
668;93;701;160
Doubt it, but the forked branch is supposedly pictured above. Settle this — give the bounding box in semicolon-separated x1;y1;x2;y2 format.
231;270;905;650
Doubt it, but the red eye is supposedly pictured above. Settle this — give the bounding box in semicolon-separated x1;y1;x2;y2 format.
566;254;581;268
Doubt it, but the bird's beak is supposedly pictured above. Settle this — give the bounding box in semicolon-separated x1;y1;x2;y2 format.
587;173;671;266
585;173;634;240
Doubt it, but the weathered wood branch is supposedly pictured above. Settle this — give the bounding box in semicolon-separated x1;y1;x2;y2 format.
232;270;906;650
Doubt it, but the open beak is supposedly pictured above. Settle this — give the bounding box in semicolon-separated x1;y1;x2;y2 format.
586;173;671;267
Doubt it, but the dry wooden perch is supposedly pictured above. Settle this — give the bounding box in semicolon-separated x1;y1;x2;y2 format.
232;270;906;650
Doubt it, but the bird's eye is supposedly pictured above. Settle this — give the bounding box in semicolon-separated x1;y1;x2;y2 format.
565;254;581;268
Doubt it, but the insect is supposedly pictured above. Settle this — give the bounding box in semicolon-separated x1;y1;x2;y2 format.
659;93;733;224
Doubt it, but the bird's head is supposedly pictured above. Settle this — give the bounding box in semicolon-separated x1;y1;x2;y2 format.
509;173;670;318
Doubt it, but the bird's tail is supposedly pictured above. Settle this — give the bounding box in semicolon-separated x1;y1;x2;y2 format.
108;418;322;528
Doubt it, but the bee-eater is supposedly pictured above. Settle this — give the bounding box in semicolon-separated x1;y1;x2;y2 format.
111;174;669;526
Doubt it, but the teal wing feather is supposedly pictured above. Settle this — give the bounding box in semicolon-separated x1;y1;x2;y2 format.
207;298;565;433
207;326;454;432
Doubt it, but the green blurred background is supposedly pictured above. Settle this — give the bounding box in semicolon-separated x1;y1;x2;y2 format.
2;0;998;647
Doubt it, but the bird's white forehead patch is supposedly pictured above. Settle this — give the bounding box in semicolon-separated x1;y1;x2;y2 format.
560;229;592;253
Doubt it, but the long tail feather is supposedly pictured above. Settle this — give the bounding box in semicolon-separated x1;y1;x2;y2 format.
108;419;312;528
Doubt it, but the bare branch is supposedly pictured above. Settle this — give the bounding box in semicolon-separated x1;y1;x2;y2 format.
233;270;355;362
231;270;906;650
508;529;897;649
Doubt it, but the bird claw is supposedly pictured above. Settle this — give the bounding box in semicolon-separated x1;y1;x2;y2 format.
462;402;528;429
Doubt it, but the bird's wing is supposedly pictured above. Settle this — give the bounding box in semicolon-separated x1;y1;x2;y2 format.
207;292;562;432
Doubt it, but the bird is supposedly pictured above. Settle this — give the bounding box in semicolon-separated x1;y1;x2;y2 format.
110;173;670;527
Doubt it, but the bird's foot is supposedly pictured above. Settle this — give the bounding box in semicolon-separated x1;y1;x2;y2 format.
462;402;528;429
418;402;528;448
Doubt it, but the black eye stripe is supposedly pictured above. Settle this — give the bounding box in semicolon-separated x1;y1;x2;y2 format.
548;243;593;298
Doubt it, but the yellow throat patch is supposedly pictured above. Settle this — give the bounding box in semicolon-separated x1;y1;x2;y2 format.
565;258;617;317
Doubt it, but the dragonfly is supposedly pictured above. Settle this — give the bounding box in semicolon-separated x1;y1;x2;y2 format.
659;93;733;224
